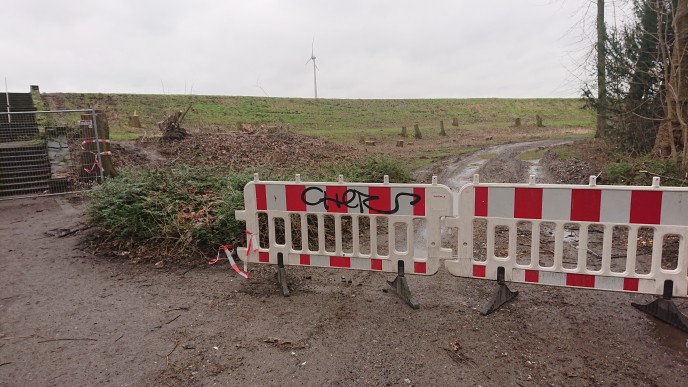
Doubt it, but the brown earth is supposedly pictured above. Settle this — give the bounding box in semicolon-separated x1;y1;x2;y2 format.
111;130;358;174
1;136;688;386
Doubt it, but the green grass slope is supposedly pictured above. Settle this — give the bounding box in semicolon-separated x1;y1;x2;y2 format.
42;93;594;141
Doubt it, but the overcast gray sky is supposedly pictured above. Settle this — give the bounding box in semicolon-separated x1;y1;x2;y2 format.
2;0;620;98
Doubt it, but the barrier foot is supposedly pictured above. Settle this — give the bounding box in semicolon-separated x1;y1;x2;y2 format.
632;280;688;333
276;252;290;297
387;261;419;309
480;267;518;316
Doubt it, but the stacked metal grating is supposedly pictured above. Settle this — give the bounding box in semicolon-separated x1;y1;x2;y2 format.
0;92;52;197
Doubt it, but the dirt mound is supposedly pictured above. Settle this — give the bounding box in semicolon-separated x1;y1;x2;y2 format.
149;130;358;172
542;149;597;184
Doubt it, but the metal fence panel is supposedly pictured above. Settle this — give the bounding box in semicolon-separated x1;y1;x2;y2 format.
0;109;107;199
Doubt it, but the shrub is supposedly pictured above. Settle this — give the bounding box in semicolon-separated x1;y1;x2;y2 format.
88;166;259;258
87;156;410;263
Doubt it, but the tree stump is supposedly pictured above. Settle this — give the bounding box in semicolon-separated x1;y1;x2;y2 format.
514;118;522;127
439;120;447;136
365;140;376;146
128;111;142;128
536;115;544;127
158;111;188;141
452;118;459;126
414;124;422;139
401;126;408;137
396;140;404;147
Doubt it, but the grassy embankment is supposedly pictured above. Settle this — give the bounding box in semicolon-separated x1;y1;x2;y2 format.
43;95;591;137
44;93;595;169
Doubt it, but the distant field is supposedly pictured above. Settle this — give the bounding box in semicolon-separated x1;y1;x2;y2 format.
42;93;594;142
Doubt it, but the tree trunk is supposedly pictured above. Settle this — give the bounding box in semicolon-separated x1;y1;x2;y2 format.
654;0;688;169
401;126;408;137
596;0;608;138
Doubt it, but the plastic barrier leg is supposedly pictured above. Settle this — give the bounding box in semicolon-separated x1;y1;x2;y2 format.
480;267;518;316
276;252;290;297
387;261;420;309
632;280;688;333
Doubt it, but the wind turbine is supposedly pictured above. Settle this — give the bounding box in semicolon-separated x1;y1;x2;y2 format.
305;39;319;99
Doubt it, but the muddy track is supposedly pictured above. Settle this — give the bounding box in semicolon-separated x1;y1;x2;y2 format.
414;139;574;189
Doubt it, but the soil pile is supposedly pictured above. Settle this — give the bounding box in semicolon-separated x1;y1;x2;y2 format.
110;130;358;172
159;130;357;171
542;149;597;184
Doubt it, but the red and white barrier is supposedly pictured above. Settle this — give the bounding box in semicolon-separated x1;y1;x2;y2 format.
445;175;688;298
235;174;454;275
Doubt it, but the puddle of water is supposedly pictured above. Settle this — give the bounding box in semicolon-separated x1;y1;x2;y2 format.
649;319;688;357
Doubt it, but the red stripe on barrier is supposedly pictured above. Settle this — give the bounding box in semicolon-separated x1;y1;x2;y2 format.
326;185;349;213
371;259;382;271
514;188;543;219
414;262;426;274
630;190;662;224
256;184;267;211
473;265;486;278
330;256;351;268
286;185;307;212
475;187;488;217
413;187;426;217
623;278;639;291
525;270;539;283
566;273;595;288
570;189;601;222
300;254;310;265
259;251;270;263
368;187;391;214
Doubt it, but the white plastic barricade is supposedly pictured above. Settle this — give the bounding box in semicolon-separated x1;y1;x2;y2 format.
445;175;688;298
235;174;454;275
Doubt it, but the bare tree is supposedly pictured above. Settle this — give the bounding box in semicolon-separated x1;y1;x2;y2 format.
653;0;688;169
596;0;609;138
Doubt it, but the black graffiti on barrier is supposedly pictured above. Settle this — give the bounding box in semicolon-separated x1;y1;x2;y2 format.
301;187;421;214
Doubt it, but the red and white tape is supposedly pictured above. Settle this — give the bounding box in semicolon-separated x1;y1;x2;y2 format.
80;139;112;175
246;230;259;259
209;244;250;279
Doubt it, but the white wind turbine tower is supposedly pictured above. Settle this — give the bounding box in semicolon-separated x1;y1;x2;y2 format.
305;39;319;99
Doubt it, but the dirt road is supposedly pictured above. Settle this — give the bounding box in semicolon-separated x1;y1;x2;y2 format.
1;143;688;386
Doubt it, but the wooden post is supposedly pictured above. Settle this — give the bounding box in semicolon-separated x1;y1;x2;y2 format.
439;120;447;136
536;115;544;127
79;114;96;182
514;118;521;127
95;110;117;178
401;126;408;137
396;140;404;147
414;123;422;139
452;118;459;126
